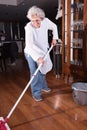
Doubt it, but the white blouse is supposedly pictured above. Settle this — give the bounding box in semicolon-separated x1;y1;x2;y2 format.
24;18;58;61
24;18;59;74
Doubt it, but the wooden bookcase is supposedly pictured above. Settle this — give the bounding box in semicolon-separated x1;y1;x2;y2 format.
62;0;87;82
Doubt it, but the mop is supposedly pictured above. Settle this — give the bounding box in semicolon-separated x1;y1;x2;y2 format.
0;45;54;130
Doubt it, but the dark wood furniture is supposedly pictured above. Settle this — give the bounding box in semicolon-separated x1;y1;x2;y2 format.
0;40;24;71
0;45;7;71
62;0;87;82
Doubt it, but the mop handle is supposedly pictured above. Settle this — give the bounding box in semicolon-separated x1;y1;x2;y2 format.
6;45;54;120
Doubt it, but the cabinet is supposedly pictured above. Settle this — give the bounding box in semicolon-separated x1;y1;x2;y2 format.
62;0;87;82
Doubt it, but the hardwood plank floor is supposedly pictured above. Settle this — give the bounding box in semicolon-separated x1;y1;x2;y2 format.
0;57;87;130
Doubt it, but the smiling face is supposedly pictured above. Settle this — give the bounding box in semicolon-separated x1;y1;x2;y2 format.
30;15;42;28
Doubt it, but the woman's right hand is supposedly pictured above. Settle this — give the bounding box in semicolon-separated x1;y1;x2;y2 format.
37;57;45;65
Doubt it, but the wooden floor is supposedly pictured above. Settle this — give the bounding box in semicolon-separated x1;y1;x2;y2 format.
0;57;87;130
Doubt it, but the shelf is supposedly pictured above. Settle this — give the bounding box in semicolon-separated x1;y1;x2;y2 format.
70;47;83;49
70;29;84;32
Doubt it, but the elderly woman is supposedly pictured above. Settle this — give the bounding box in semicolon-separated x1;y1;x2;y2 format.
24;6;59;101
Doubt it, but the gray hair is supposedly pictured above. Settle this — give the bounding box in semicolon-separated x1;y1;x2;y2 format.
27;6;45;20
